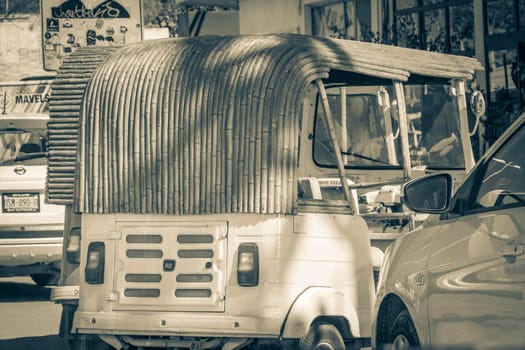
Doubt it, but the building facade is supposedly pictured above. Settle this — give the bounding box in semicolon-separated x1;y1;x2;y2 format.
1;0;523;150
238;0;525;154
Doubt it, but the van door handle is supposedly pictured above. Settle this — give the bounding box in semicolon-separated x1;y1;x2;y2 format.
500;243;524;263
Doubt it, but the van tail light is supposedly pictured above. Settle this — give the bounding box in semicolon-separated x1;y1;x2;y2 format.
85;242;105;284
66;228;81;263
237;243;259;287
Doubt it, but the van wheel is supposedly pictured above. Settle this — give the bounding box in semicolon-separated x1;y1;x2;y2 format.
299;323;345;350
30;272;59;287
69;335;111;350
383;309;420;350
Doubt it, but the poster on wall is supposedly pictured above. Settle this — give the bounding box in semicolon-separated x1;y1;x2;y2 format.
41;0;143;71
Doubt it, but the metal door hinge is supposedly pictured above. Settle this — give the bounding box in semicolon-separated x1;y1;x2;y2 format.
105;292;119;301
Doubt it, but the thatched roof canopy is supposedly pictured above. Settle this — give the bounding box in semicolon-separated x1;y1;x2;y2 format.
46;34;481;215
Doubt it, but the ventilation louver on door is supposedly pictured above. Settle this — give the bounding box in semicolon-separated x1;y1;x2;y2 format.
114;221;227;312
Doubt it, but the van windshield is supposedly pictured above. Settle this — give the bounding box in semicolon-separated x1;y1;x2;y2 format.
313;83;465;169
313;85;401;168
0;128;47;166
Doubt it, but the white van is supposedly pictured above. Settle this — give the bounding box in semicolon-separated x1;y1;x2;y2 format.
47;34;482;350
0;80;64;286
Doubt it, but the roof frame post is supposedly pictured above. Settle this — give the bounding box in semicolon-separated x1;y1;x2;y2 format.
315;79;356;214
378;87;399;165
393;81;412;178
453;79;476;171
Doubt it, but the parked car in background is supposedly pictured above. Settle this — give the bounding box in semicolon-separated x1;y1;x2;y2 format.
0;112;64;286
373;112;525;350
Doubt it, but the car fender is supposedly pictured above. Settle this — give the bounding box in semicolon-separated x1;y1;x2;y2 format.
373;231;435;346
281;286;360;339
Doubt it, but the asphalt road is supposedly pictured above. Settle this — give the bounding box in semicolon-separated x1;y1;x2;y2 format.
0;277;373;350
0;276;69;350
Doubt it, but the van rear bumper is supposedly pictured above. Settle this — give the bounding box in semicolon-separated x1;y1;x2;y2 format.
0;234;63;269
73;311;281;338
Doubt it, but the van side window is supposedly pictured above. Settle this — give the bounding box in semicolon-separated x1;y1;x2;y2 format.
473;124;525;209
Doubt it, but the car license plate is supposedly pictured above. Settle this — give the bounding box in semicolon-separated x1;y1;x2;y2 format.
2;193;40;213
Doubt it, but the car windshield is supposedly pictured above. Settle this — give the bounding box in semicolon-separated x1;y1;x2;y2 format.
313;83;465;169
0;128;47;166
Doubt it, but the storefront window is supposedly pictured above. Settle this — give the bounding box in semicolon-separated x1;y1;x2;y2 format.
484;0;525;146
393;0;473;54
396;0;418;10
486;49;523;143
450;4;474;54
488;49;518;95
520;0;525;30
396;13;420;48
311;3;346;39
345;1;357;39
311;0;372;41
487;0;516;35
355;1;372;40
424;9;446;51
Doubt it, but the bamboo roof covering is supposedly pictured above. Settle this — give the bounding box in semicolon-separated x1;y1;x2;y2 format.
46;47;120;205
45;34;482;214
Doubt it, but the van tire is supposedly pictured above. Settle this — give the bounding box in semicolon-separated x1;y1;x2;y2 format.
299;323;345;350
30;272;59;287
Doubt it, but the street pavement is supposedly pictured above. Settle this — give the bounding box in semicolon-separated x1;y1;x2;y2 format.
0;276;69;350
0;277;373;350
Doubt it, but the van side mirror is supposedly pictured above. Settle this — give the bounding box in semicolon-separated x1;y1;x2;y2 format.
403;173;453;213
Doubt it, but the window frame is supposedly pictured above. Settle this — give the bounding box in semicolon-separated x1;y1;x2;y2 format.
393;0;474;55
310;0;373;41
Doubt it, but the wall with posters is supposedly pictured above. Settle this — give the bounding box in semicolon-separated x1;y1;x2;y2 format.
0;15;50;81
40;0;143;71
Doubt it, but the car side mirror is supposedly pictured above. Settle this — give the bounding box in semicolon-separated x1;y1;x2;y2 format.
403;173;453;213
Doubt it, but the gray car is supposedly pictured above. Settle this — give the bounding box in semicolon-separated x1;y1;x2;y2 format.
372;112;525;350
